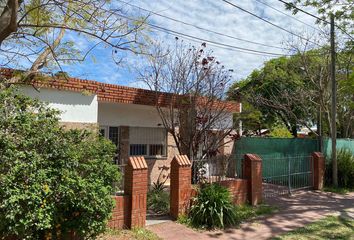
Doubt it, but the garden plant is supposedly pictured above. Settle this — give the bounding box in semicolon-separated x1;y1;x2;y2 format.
0;87;120;239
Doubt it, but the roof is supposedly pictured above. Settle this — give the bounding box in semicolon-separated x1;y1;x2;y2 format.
1;68;240;112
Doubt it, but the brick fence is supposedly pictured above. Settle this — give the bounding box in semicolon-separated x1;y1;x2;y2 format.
108;156;148;229
170;155;194;219
219;179;248;205
109;152;325;228
169;154;263;218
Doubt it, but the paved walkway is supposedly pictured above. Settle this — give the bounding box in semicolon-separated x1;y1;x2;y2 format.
147;191;354;240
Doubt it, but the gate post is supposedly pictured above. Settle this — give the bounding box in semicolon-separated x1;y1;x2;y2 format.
170;155;192;220
312;152;325;190
244;154;262;206
124;156;148;228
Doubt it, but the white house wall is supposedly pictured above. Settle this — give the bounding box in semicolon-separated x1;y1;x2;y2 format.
20;86;98;123
98;102;164;128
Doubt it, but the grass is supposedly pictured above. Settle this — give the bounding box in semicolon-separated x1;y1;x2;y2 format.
273;215;354;240
234;204;278;221
100;228;161;240
177;204;278;230
323;186;354;195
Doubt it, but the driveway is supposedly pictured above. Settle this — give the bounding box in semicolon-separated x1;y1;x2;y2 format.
147;190;354;240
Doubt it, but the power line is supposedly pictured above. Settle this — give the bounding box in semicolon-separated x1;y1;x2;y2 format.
147;23;288;56
253;0;324;33
118;0;292;51
152;25;285;57
220;0;322;46
114;12;292;57
277;0;327;23
278;0;354;40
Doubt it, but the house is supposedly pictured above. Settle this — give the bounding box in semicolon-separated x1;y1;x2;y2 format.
1;68;240;184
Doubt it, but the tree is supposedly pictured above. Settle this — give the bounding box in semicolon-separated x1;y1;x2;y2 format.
0;0;148;83
0;86;120;239
285;0;353;188
285;0;353;33
228;80;271;136
138;40;236;161
230;56;316;137
229;47;353;138
269;125;293;138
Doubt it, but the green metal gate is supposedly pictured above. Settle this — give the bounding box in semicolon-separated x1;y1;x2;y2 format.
262;154;314;198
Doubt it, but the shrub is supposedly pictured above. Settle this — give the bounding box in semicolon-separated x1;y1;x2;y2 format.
325;149;354;188
269;125;293;138
0;87;120;239
147;182;169;214
189;183;237;229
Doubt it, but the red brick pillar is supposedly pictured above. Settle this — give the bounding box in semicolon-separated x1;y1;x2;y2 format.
244;154;262;206
312;152;325;190
124;156;148;228
170;155;192;220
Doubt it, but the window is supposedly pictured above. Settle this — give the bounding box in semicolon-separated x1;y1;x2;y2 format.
149;144;164;155
130;144;147;155
99;126;120;164
129;127;167;157
108;127;119;146
99;126;119;146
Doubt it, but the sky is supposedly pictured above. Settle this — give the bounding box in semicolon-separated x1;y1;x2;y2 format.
9;0;327;89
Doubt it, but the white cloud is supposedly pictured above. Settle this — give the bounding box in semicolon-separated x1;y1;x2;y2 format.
129;0;325;82
55;0;327;86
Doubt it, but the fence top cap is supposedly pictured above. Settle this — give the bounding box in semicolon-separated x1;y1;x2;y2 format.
312;152;324;158
245;154;262;161
128;156;148;170
173;155;191;167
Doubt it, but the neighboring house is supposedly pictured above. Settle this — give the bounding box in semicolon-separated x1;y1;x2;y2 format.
1;69;240;184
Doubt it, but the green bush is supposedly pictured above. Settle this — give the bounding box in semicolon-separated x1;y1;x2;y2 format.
189;183;237;229
147;182;169;214
0;87;120;239
269;125;293;138
325;149;354;188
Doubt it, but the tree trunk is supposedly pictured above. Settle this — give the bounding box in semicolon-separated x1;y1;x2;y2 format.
0;0;21;45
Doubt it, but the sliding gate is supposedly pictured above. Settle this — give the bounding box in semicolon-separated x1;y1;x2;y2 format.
262;154;314;198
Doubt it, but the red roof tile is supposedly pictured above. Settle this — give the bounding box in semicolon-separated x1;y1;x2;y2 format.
1;68;240;112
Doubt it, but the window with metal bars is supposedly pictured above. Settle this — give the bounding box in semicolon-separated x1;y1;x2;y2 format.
99;126;120;164
129;127;167;158
99;126;119;146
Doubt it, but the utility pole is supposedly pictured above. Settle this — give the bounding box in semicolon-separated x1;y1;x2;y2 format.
330;14;338;187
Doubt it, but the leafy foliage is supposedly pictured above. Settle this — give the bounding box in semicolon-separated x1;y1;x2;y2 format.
0;87;120;239
286;0;353;33
269;125;293;138
147;181;169;215
229;48;354;138
325;149;354;188
181;190;277;230
189;183;238;229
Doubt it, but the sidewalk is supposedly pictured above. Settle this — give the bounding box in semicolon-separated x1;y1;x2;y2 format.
146;191;354;240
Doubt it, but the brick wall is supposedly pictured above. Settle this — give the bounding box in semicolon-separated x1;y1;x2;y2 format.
108;196;130;229
124;156;148;228
219;179;248;205
170;155;262;219
170;155;193;219
108;156;148;229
